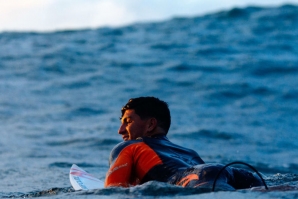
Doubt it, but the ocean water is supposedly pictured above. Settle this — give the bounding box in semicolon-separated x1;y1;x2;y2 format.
0;4;298;198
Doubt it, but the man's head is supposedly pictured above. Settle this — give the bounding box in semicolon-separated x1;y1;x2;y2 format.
118;97;171;141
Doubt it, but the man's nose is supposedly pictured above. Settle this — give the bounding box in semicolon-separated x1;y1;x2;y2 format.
118;124;126;134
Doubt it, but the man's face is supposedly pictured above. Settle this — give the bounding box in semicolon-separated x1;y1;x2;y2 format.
118;109;149;141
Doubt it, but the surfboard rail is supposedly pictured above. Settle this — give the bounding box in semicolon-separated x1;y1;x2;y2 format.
69;164;104;190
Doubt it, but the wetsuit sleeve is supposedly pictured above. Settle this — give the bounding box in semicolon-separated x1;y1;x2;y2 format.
105;144;134;187
105;141;163;187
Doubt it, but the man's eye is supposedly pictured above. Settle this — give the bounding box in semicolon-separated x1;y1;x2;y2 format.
126;119;132;123
125;118;132;123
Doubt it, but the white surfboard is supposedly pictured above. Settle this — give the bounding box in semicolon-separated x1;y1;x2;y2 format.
69;164;104;190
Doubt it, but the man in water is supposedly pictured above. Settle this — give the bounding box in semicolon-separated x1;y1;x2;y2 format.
104;97;263;190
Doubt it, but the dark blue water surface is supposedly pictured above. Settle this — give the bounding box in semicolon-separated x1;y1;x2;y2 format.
0;4;298;198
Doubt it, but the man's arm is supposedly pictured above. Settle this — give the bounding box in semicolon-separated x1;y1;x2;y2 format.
105;145;134;187
105;141;164;187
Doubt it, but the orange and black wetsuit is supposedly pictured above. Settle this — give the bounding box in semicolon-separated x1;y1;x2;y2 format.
105;135;204;187
105;135;262;189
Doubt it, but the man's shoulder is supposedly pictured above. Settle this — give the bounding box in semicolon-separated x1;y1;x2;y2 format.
109;139;143;163
113;139;143;152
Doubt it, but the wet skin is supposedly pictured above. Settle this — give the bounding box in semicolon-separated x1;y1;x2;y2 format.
118;109;151;141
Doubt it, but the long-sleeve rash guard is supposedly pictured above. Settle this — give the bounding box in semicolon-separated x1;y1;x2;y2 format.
105;135;204;187
104;135;263;189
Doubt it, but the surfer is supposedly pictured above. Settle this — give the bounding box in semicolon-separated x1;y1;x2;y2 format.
104;97;263;190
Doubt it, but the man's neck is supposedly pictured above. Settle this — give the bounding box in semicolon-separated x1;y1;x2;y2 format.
144;127;166;138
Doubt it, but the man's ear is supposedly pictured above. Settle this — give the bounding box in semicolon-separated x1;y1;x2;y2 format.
147;118;158;132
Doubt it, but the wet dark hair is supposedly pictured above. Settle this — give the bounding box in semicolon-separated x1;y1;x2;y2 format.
121;97;171;134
